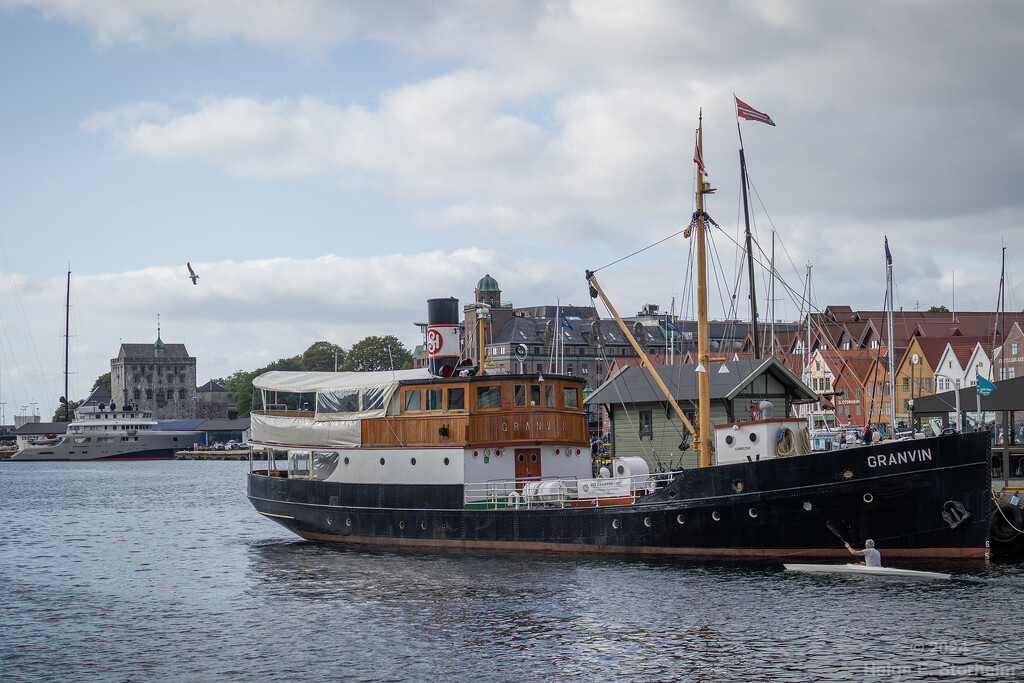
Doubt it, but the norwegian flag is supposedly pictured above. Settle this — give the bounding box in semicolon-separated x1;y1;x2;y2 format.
693;133;708;177
735;96;776;126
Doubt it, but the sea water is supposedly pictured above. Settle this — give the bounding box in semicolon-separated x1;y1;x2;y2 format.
1;461;1022;682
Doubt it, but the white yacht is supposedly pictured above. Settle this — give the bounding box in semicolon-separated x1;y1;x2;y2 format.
11;388;198;461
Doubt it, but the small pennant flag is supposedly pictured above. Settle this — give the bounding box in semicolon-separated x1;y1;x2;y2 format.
693;133;708;177
560;313;575;331
976;373;996;396
735;96;775;126
885;236;892;266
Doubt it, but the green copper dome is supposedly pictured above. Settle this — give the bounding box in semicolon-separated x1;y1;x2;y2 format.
476;274;500;292
154;334;165;353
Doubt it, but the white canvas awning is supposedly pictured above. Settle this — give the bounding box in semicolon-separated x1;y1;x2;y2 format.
253;368;431;393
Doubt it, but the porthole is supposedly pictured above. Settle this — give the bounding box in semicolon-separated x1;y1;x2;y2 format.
443;457;450;466
863;493;874;503
530;453;537;463
843;470;853;479
802;501;813;511
676;514;685;525
411;457;417;466
748;508;758;518
616;464;625;475
725;435;734;446
732;480;744;493
420;521;427;530
712;511;721;521
380;457;386;466
346;518;352;527
327;517;333;525
748;433;758;443
643;517;652;527
344;456;350;465
612;519;621;529
517;453;525;462
399;520;406;529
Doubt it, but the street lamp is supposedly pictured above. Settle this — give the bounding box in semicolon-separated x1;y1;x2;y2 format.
908;398;914;433
934;373;961;432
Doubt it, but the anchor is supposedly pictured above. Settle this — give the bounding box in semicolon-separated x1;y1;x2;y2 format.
941;500;971;529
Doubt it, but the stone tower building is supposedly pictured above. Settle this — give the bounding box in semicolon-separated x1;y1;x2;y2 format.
110;332;197;420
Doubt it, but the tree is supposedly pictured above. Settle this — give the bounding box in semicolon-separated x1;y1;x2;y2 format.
342;335;413;372
93;372;111;393
51;400;82;422
219;355;305;417
928;305;950;313
302;341;346;371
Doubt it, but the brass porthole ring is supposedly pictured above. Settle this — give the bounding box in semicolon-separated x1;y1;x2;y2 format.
863;493;874;503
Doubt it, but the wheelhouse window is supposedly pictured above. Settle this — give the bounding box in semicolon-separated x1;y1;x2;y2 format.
405;389;422;412
448;387;465;410
544;385;555;407
476;385;502;409
530;385;541;406
514;384;527;407
563;387;579;409
426;388;444;411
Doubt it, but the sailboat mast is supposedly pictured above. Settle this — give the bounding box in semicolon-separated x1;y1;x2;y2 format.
739;147;760;359
695;119;713;468
63;269;70;423
996;246;1005;381
886;248;896;434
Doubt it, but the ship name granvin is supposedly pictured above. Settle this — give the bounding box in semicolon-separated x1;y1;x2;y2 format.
867;449;933;468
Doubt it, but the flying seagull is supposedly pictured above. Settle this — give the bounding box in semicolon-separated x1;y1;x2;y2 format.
187;262;199;285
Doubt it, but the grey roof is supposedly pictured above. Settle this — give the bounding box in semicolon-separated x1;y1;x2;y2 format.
197;418;251;431
115;342;194;361
155;419;206;430
584;357;816;406
492;316;545;345
198;380;227;392
81;385;112;407
13;421;67;436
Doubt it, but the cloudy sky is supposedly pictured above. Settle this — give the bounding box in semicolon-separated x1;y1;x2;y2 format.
1;1;1022;419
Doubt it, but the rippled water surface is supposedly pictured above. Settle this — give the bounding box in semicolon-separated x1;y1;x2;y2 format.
2;461;1022;682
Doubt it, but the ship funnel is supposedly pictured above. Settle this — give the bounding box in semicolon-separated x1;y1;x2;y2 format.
757;400;774;420
426;297;460;377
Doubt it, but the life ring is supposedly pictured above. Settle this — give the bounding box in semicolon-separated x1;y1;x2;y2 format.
989;503;1024;543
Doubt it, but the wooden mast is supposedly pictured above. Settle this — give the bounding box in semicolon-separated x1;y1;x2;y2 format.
694;117;714;467
585;112;714;467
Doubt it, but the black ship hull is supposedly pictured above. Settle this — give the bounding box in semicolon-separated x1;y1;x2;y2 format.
247;432;991;560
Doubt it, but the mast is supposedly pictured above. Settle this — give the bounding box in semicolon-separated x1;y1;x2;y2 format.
63;270;71;423
585;113;714;467
995;245;1005;381
694;116;714;467
885;239;896;434
769;232;776;356
739;147;760;358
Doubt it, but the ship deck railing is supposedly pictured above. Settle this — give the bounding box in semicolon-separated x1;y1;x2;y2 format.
463;470;679;510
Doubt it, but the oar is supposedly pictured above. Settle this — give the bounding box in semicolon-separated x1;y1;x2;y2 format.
826;520;849;546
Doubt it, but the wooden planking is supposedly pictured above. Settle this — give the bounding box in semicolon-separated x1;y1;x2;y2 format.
363;410;587;447
363;415;468;447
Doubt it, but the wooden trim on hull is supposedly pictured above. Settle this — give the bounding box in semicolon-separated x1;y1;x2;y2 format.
294;530;988;561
